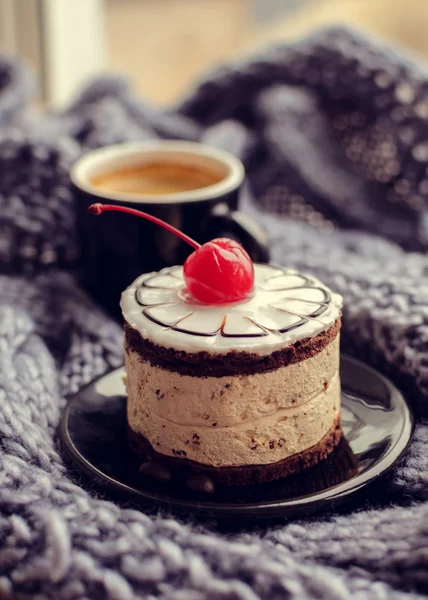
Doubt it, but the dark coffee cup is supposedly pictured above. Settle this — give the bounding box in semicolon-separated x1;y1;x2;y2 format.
71;140;270;316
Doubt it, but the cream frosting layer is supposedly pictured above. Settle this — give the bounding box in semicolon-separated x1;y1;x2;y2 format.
125;336;339;427
121;263;342;355
127;372;340;467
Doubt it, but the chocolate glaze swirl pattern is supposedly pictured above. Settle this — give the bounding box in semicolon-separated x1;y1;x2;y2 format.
135;266;330;337
122;264;342;353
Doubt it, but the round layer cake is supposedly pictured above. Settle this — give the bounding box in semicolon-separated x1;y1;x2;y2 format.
121;263;343;486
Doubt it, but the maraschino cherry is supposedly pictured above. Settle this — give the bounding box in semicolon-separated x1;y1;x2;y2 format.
88;203;254;304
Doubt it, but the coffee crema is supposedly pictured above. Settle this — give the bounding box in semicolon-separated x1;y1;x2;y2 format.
90;162;224;196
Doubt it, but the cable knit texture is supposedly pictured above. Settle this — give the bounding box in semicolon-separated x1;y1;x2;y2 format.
1;28;428;599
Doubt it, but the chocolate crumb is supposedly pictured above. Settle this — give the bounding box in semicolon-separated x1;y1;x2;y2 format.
211;423;217;427
323;380;328;390
269;440;275;449
250;437;258;450
186;475;215;495
155;389;165;400
172;449;187;457
139;462;171;482
225;383;231;389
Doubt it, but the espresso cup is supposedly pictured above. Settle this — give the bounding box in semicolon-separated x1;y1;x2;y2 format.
71;140;270;316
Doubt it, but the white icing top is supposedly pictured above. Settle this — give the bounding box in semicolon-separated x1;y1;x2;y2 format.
121;264;342;355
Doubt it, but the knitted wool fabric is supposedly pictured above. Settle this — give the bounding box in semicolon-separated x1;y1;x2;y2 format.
1;28;428;600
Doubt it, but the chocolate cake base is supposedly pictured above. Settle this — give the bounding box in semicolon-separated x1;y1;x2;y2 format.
129;414;342;487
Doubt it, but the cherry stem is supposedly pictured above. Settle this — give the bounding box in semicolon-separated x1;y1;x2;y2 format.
88;203;200;250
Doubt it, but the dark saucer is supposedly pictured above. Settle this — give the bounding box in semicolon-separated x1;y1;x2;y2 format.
59;355;414;522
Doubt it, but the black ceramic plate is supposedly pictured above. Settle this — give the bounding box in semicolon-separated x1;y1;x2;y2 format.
59;355;414;522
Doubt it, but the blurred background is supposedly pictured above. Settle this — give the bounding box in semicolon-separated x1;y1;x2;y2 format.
1;0;428;108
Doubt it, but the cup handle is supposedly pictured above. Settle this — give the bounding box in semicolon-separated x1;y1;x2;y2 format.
206;203;270;263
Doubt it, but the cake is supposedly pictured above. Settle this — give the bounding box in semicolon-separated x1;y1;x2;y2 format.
121;263;343;487
88;200;343;488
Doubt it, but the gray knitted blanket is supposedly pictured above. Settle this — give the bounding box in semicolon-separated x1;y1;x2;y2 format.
1;28;428;600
